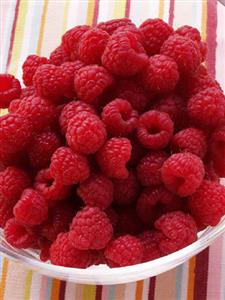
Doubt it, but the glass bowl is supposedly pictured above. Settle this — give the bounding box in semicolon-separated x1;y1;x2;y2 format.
1;0;225;285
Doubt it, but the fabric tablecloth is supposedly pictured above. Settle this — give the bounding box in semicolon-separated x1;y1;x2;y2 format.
1;0;225;299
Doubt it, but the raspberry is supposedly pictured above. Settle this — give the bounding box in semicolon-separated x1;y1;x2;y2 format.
0;167;30;206
66;112;107;154
129;135;147;166
137;110;174;150
210;126;225;176
97;18;133;35
160;34;201;75
140;55;179;94
50;232;93;268
22;55;50;86
102;99;138;136
4;218;36;249
97;137;131;179
77;173;113;209
189;180;225;226
102;30;148;76
104;235;143;267
49;45;70;65
188;88;225;128
139;18;173;56
113;171;140;206
0;74;21;108
39;201;76;241
20;86;36;99
74;65;113;104
13;189;48;226
34;169;71;205
136;186;181;225
113;79;148;113
40;240;52;262
28;131;61;169
175;25;201;42
116;207;143;235
59;100;95;134
199;41;207;62
78;28;109;64
11;95;57;132
62;25;90;59
154;211;197;254
33;64;67;101
204;162;220;182
137;151;168;186
171;128;207;158
161;153;205;197
105;207;119;228
69;207;113;250
0;201;14;228
0;150;29;171
138;231;163;262
50;147;90;185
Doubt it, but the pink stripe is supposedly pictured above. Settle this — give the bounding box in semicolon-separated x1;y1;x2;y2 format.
168;0;175;26
39;276;48;300
125;0;131;18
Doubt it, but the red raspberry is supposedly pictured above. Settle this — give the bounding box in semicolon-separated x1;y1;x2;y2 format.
0;167;30;206
102;30;148;76
97;137;131;179
161;153;205;197
66;112;107;154
105;207;119;228
160;34;201;75
210;126;225;176
114;24;145;43
104;235;143;267
137;110;174;150
97;18;133;35
137;151;168;186
69;207;113;250
74;65;113;104
40;240;52;262
22;55;50;86
102;99;138;136
33;64;67;101
139;18;173;56
50;232;93;268
0;150;29;171
39;201;76;241
50;147;90;185
129;135;147;166
136;186;181;225
199;41;207;62
78;28;109;64
113;171;140;206
11;95;57;132
175;25;201;42
20;86;36;99
116;206;143;235
140;55;179;93
171;128;207;158
28;131;61;169
189;180;225;226
188;88;225;128
4;218;36;249
113;79;148;113
0;201;14;228
62;25;90;59
34;169;71;205
13;189;48;226
59;100;95;134
49;45;70;66
138;231;163;262
154;211;197;254
0;74;21;108
204;162;220;182
77;173;113;209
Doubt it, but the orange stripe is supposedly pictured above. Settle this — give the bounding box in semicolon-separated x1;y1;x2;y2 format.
86;0;95;26
50;278;61;300
187;256;196;300
36;0;48;55
201;0;207;41
135;280;144;300
158;0;164;19
0;259;9;300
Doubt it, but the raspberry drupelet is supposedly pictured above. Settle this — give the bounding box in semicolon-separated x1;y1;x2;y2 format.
49;45;70;66
210;125;225;177
97;18;134;35
0;74;21;108
138;231;163;262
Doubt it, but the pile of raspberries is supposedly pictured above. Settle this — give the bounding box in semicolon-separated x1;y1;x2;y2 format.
0;17;225;269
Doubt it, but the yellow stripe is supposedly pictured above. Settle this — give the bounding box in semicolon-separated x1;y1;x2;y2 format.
61;0;70;35
8;0;28;76
50;278;61;300
86;0;95;26
24;270;33;300
0;258;9;300
0;109;8;116
158;0;164;19
201;0;207;41
36;0;49;55
187;256;196;300
135;280;144;300
82;285;96;300
113;0;126;18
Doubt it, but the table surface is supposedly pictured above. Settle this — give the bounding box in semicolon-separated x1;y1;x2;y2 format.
1;0;225;299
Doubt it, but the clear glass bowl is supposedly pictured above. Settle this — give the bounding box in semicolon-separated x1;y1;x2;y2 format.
1;0;225;285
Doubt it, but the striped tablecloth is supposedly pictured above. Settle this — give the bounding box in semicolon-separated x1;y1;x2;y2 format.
1;0;225;299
